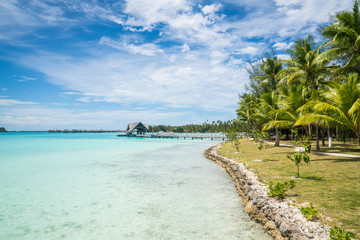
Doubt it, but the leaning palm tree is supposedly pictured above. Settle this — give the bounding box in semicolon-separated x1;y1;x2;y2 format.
296;73;360;144
321;0;360;73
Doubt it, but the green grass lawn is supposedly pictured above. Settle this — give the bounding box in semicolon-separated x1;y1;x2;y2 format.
217;138;360;237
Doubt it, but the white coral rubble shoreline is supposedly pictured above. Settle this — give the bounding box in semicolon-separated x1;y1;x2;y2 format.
204;143;329;240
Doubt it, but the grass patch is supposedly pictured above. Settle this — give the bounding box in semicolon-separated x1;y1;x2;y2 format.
218;138;360;237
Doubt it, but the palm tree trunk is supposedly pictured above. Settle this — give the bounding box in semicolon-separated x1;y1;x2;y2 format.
291;127;294;141
321;127;325;146
336;127;339;140
315;125;320;151
275;127;280;146
286;130;289;140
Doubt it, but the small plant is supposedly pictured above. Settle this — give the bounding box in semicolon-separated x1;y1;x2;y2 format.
287;152;310;177
225;130;242;152
288;129;311;177
329;226;355;240
257;142;264;160
252;130;267;160
268;180;295;200
299;203;319;220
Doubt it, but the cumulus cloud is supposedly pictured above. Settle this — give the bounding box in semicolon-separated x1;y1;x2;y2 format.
201;3;222;15
230;0;352;40
19;49;247;112
273;42;294;50
181;44;190;53
236;46;259;56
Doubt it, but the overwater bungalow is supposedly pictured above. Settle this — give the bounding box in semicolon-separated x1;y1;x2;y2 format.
125;122;149;136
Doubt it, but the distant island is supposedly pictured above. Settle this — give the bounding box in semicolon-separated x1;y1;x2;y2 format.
0;127;7;132
48;129;121;133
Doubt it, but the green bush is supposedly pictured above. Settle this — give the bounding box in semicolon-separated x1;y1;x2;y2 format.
299;203;319;220
225;130;242;152
329;226;355;240
268;180;295;200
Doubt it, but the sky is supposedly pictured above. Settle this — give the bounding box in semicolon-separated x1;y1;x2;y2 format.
0;0;353;131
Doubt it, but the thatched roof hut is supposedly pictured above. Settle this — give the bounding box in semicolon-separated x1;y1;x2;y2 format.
125;122;149;135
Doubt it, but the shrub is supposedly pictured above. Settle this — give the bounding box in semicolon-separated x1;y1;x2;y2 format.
329;226;355;240
299;203;319;220
287;152;310;177
268;180;295;200
225;130;242;152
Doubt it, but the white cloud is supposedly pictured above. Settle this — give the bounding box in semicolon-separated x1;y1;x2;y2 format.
0;99;38;106
16;75;37;82
277;54;291;60
0;105;197;130
236;46;259;56
99;37;164;56
229;0;352;40
61;91;80;95
19;48;247;112
273;42;294;50
201;4;222;15
124;0;192;30
274;0;301;6
181;44;190;53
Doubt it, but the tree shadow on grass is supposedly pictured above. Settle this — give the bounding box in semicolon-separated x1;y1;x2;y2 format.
310;157;360;162
302;176;324;181
322;146;360;153
262;158;279;162
273;151;294;155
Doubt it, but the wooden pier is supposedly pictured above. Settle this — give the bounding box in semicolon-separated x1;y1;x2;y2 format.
117;132;227;140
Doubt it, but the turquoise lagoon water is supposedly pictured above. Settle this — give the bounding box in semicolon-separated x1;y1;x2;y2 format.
0;132;271;240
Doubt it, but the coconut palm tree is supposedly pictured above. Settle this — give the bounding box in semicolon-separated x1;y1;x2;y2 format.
251;91;282;146
262;84;308;141
253;50;283;92
277;35;336;150
321;0;360;73
237;93;259;134
296;73;360;144
277;35;334;91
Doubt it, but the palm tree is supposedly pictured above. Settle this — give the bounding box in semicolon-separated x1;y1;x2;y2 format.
237;93;259;134
277;35;335;150
277;35;333;91
254;50;283;92
251;91;282;146
296;73;360;144
262;84;308;141
321;0;360;73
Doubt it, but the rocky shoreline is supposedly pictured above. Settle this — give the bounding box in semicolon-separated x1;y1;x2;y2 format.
204;143;329;240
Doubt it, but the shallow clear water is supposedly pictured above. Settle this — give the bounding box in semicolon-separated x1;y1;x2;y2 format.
0;132;271;240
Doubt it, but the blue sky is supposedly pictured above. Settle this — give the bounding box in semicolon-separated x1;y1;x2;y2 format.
0;0;353;130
